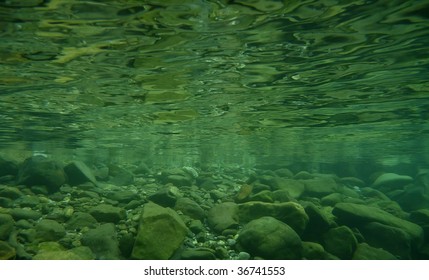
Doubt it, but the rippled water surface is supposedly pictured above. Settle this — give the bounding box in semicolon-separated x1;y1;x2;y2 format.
1;0;428;168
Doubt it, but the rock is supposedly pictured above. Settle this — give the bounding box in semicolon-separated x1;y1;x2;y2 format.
188;219;205;234
64;160;98;186
33;242;94;260
0;213;14;240
320;193;344;206
131;202;188;260
272;178;305;199
180;248;217;260
0;240;16;260
0;185;22;199
0;197;12;208
372;173;413;190
81;223;121;259
294;171;313;180
352;243;397;260
0;157;18;177
302;203;333;241
302;177;339;197
238;201;309;234
235;184;253;202
17;156;66;193
333;202;424;247
35;219;66;242
237;216;303;259
89;204;126;223
302;241;330;260
9;208;42;221
148;185;182;207
108;165;134;186
107;189;138;203
248;190;274;203
274;168;294;178
339;177;366;188
237;251;251;260
323;226;357;259
174;197;205;220
14;194;40;208
159;169;193;187
207;202;239;233
66;212;98;230
391;187;429;211
362;222;411;259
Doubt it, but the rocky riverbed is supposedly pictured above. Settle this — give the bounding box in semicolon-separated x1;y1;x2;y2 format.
1;155;429;260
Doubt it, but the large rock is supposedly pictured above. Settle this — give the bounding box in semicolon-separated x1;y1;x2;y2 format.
81;223;121;259
0;213;14;240
148;186;182;208
35;219;66;242
0;157;18;177
89;204;126;223
302;177;339;197
174;197;205;221
64;160;98;187
237;216;303;259
66;212;98;230
0;240;15;260
272;178;305;199
238;201;309;234
352;243;397;260
207;202;239;233
323;226;357;259
303;203;333;241
0;186;22;199
131;202;188;259
372;173;413;190
333;202;423;246
17;156;66;193
362;222;411;259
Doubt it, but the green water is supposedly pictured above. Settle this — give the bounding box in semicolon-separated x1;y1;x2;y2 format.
1;0;428;169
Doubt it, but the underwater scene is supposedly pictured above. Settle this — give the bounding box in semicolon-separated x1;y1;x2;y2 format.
1;0;429;260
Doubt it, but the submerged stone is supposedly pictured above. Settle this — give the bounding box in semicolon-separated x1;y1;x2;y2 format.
207;202;239;233
237;216;303;260
81;223;121;260
131;202;188;260
64;160;98;186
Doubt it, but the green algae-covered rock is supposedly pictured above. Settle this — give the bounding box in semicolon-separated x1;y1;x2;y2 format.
0;240;15;260
323;226;357;259
131;202;188;260
237;216;302;260
352;243;397;260
302;177;339;197
238;201;309;234
333;202;423;246
207;202;239;233
89;204;126;223
81;223;121;260
0;213;14;240
35;219;66;242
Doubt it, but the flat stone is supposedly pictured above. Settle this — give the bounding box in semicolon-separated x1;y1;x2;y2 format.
207;202;239;233
372;173;413;188
131;202;188;260
323;226;357;259
272;178;305;199
64;160;98;186
302;177;339;197
66;212;98;230
333;202;423;246
89;204;126;223
352;243;397;260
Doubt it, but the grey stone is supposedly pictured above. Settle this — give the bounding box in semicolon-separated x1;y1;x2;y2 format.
131;202;188;259
237;216;303;259
207;202;239;233
81;223;121;260
89;204;126;223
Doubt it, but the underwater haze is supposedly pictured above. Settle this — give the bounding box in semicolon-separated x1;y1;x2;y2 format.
1;0;429;260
